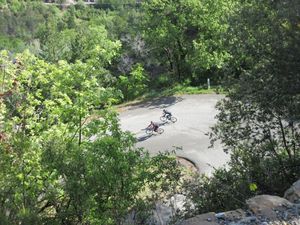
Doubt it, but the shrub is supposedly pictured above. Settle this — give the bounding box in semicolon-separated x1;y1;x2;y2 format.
118;64;148;101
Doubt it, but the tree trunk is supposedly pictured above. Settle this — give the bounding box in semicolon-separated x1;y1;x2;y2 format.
278;117;292;160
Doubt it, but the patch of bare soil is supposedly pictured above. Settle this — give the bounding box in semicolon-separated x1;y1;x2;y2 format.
177;156;199;173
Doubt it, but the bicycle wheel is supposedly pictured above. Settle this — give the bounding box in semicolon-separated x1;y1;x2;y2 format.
146;129;153;135
160;116;167;122
157;128;164;134
170;116;177;123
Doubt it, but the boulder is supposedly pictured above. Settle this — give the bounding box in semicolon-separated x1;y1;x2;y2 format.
246;195;293;220
223;209;247;221
284;179;300;203
178;212;218;225
234;216;258;224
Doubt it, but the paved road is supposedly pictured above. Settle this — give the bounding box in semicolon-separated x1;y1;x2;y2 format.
119;94;229;174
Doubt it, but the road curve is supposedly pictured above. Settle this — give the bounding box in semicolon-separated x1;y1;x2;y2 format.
119;94;229;175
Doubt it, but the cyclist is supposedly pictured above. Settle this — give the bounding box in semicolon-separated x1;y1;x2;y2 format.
148;121;159;132
163;109;172;119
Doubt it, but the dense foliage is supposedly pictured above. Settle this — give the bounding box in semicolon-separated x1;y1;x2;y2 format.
142;0;233;83
0;50;182;224
213;0;300;194
0;0;233;90
178;0;300;216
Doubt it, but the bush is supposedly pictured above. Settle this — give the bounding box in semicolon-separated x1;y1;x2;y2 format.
179;149;300;219
151;73;175;89
118;64;148;101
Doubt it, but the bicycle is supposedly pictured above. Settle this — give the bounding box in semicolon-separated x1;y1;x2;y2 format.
145;126;164;135
160;114;177;123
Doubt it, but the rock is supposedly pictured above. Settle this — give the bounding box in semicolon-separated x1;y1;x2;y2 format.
168;194;185;210
152;202;173;225
246;195;293;220
284;179;300;203
215;212;225;219
178;212;218;225
223;209;247;221
233;216;258;225
126;202;175;225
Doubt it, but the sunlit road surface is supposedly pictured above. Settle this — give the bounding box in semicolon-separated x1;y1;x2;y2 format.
119;94;230;175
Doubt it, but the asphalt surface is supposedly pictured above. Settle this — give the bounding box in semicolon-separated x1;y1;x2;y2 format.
119;94;230;174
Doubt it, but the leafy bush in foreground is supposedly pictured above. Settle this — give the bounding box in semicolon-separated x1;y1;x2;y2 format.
0;50;182;224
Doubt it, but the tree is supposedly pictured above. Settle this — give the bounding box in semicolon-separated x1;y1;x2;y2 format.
174;0;300;218
142;0;233;83
212;0;300;194
0;50;181;224
0;1;61;52
118;64;148;101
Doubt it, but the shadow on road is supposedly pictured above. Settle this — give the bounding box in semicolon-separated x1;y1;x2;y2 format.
158;120;177;126
158;121;167;126
137;134;152;142
127;96;184;110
